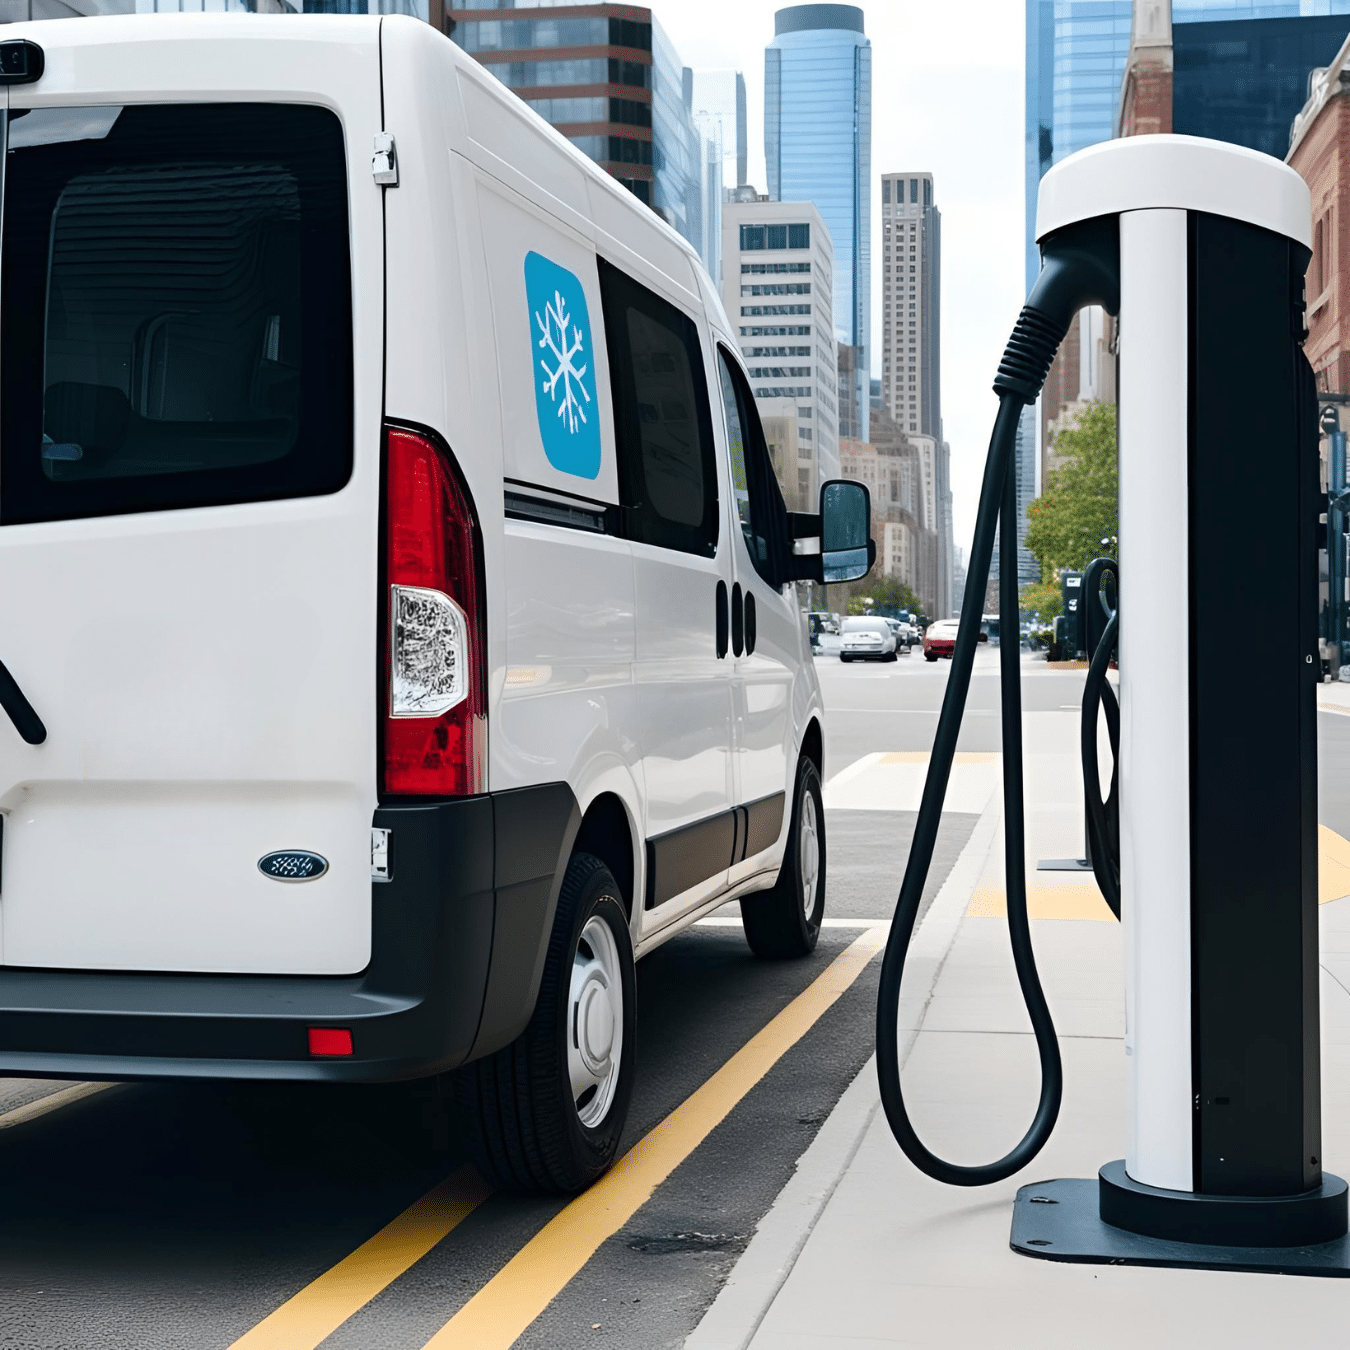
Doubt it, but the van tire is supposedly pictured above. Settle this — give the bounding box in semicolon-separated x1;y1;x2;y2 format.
456;853;635;1194
740;757;825;959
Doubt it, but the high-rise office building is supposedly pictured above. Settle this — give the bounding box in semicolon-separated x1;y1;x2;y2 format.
1023;0;1350;591
684;68;748;283
880;170;952;614
1174;8;1350;155
1030;0;1350;286
879;172;940;439
450;8;700;247
722;199;839;511
687;68;746;192
765;3;871;442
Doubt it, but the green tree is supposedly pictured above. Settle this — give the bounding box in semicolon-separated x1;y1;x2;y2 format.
1019;579;1062;623
1026;400;1118;577
845;576;924;618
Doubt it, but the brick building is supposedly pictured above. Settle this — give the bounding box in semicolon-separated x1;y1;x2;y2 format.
1289;32;1350;399
1116;0;1172;139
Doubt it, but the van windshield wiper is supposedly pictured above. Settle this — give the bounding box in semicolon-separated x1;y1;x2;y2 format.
0;661;46;744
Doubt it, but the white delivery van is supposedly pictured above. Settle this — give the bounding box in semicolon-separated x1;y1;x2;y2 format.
0;16;872;1192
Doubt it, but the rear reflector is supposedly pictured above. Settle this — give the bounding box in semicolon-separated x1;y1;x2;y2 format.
382;427;485;796
308;1027;353;1057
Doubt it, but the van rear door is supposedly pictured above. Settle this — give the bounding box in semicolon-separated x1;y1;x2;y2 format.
0;75;383;975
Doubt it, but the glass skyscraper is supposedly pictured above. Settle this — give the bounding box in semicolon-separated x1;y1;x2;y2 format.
1026;0;1350;288
1021;0;1350;594
765;4;871;441
1173;9;1350;156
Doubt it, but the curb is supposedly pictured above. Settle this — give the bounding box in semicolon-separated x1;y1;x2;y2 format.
683;793;1003;1350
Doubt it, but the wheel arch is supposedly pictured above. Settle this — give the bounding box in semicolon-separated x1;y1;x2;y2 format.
799;716;823;779
572;791;637;922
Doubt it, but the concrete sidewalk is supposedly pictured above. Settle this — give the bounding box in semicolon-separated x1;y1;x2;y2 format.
686;712;1350;1350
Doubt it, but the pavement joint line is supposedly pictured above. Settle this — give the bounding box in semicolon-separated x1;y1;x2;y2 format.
417;925;889;1350
0;1080;114;1130
684;790;1004;1350
226;1166;491;1350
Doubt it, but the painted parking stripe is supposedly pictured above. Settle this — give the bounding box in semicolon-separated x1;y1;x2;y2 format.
0;1081;114;1130
420;925;887;1350
227;1167;491;1350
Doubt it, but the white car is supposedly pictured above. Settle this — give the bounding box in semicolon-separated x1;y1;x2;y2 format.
840;617;898;662
0;16;873;1194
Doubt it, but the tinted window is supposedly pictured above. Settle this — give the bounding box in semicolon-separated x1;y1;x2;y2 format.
598;260;718;555
0;103;352;525
717;347;789;587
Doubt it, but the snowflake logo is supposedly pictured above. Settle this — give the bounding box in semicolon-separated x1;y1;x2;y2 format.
535;289;592;435
524;251;601;480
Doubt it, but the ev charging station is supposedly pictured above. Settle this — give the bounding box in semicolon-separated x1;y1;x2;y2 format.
877;135;1350;1274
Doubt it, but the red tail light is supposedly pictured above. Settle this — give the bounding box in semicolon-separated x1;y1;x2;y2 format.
382;426;485;796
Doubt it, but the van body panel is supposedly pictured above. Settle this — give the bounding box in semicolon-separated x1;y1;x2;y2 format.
455;58;592;228
476;174;621;504
497;521;637;782
0;17;385;976
588;180;701;312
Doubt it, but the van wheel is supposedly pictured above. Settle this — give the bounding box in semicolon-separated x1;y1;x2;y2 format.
456;853;635;1194
741;757;825;959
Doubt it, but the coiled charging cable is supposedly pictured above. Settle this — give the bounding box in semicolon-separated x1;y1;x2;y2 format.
875;223;1120;1185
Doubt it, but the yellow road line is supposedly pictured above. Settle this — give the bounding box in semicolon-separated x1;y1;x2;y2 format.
0;1080;114;1130
968;885;1114;922
1320;824;1350;904
421;925;888;1350
968;825;1350;919
228;1167;491;1350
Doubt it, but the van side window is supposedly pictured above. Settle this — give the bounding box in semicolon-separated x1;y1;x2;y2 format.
597;259;718;556
716;347;789;588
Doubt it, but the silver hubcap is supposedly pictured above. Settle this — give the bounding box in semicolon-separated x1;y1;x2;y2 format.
799;789;820;922
567;914;624;1129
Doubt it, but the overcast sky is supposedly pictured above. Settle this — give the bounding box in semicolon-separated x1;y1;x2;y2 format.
656;0;1025;554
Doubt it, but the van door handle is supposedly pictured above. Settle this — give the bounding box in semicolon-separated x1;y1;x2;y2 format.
731;583;744;657
0;660;46;745
715;580;729;658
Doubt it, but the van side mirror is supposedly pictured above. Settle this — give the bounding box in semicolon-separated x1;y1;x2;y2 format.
782;480;875;584
819;480;873;584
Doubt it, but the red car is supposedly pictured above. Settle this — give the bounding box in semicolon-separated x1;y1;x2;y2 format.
923;619;960;662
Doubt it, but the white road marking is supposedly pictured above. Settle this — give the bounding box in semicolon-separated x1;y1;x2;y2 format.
823;751;1000;814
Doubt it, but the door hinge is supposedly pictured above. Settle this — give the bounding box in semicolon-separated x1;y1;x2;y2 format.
372;132;399;187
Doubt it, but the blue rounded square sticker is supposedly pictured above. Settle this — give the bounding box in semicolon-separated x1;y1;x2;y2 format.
525;250;601;480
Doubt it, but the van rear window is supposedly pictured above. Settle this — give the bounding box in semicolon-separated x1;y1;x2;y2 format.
0;104;353;524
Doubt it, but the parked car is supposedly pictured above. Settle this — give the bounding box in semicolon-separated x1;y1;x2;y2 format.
0;15;875;1196
883;617;912;654
840;616;898;662
923;619;960;661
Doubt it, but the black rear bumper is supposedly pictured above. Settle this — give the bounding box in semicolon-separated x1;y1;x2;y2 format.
0;784;580;1083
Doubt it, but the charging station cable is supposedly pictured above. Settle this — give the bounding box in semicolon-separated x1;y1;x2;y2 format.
875;221;1119;1185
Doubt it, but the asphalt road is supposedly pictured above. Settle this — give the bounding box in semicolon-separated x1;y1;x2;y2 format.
0;645;1336;1349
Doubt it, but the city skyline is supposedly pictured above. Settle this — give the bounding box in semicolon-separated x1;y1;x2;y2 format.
660;0;1021;557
